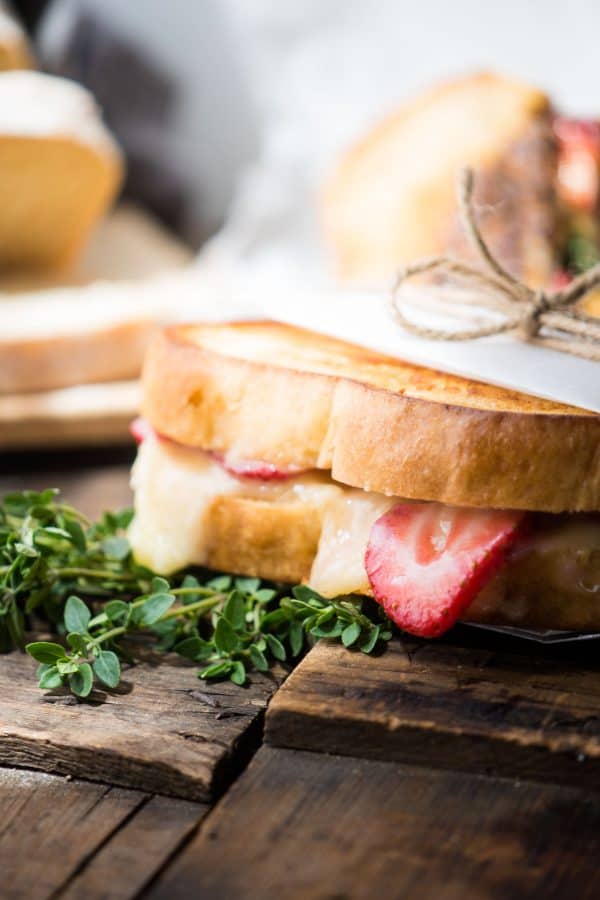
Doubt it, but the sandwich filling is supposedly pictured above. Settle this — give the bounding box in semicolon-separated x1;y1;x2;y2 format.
129;423;600;636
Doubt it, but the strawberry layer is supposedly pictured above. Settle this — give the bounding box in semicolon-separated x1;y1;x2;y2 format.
130;417;309;482
129;422;600;633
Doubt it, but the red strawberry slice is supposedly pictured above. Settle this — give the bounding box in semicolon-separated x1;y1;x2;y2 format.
555;117;600;211
130;417;305;481
129;417;154;444
365;503;524;638
210;452;305;481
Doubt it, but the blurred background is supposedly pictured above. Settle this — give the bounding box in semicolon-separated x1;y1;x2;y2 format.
18;0;600;248
2;0;600;455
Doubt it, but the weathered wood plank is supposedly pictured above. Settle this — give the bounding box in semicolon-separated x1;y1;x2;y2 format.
58;794;207;900
0;650;282;801
147;745;600;900
0;768;143;900
266;636;600;788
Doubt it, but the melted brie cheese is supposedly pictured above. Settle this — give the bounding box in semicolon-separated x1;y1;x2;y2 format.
129;436;339;573
309;489;395;596
130;438;600;615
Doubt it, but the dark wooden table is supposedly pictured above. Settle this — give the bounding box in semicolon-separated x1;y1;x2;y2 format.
2;448;600;900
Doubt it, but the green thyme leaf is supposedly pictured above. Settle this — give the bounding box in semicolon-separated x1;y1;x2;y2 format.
265;633;286;661
38;665;63;690
235;576;260;594
101;536;130;561
249;644;269;671
230;659;247;685
70;663;94;697
66;632;88;654
359;624;381;654
214;616;239;653
342;621;362;647
104;600;131;624
93;650;121;689
64;596;91;635
199;661;234;680
223;590;246;630
25;641;66;664
135;592;175;626
64;519;87;553
289;619;304;657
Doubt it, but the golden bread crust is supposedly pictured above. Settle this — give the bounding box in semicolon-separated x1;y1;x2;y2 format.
142;321;600;513
205;497;320;583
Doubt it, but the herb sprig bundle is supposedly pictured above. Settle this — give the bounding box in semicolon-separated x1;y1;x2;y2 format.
1;489;392;698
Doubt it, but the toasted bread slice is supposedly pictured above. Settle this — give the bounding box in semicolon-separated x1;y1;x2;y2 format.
322;72;558;286
142;321;600;513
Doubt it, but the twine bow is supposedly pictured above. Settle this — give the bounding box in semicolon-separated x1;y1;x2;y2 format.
390;167;600;361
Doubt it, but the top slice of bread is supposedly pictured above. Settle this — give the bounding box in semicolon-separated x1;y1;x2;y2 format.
321;72;557;286
142;322;600;513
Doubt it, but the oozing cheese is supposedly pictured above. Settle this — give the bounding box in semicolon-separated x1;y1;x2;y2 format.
129;437;600;618
129;434;340;574
309;489;395;595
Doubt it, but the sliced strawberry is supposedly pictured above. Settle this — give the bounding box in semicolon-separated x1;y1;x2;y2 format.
210;452;306;481
129;417;154;444
550;268;572;290
365;503;524;638
130;417;305;481
555;117;600;211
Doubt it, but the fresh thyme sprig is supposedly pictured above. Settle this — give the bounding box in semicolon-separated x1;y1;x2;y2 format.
1;488;392;698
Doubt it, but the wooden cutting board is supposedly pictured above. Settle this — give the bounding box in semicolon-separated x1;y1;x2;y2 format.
0;204;192;450
265;634;600;789
0;648;283;801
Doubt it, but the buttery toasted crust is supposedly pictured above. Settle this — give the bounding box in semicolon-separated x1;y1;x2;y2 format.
142;321;600;513
321;71;556;285
205;497;320;583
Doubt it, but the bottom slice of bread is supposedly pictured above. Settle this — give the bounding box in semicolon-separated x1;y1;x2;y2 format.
129;435;600;632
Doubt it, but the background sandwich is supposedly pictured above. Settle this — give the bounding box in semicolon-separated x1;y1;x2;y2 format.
322;71;600;288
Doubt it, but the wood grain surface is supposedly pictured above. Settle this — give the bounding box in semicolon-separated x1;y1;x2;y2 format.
147;745;600;900
0;768;206;900
59;793;205;900
0;462;283;801
0;647;282;801
266;635;600;788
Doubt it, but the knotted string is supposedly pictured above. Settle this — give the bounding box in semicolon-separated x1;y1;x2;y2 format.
390;167;600;361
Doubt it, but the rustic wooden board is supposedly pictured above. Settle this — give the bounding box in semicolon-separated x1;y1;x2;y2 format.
0;649;282;801
0;769;142;900
58;793;205;900
0;203;192;451
0;463;284;801
266;635;600;788
0;768;207;900
147;745;600;900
